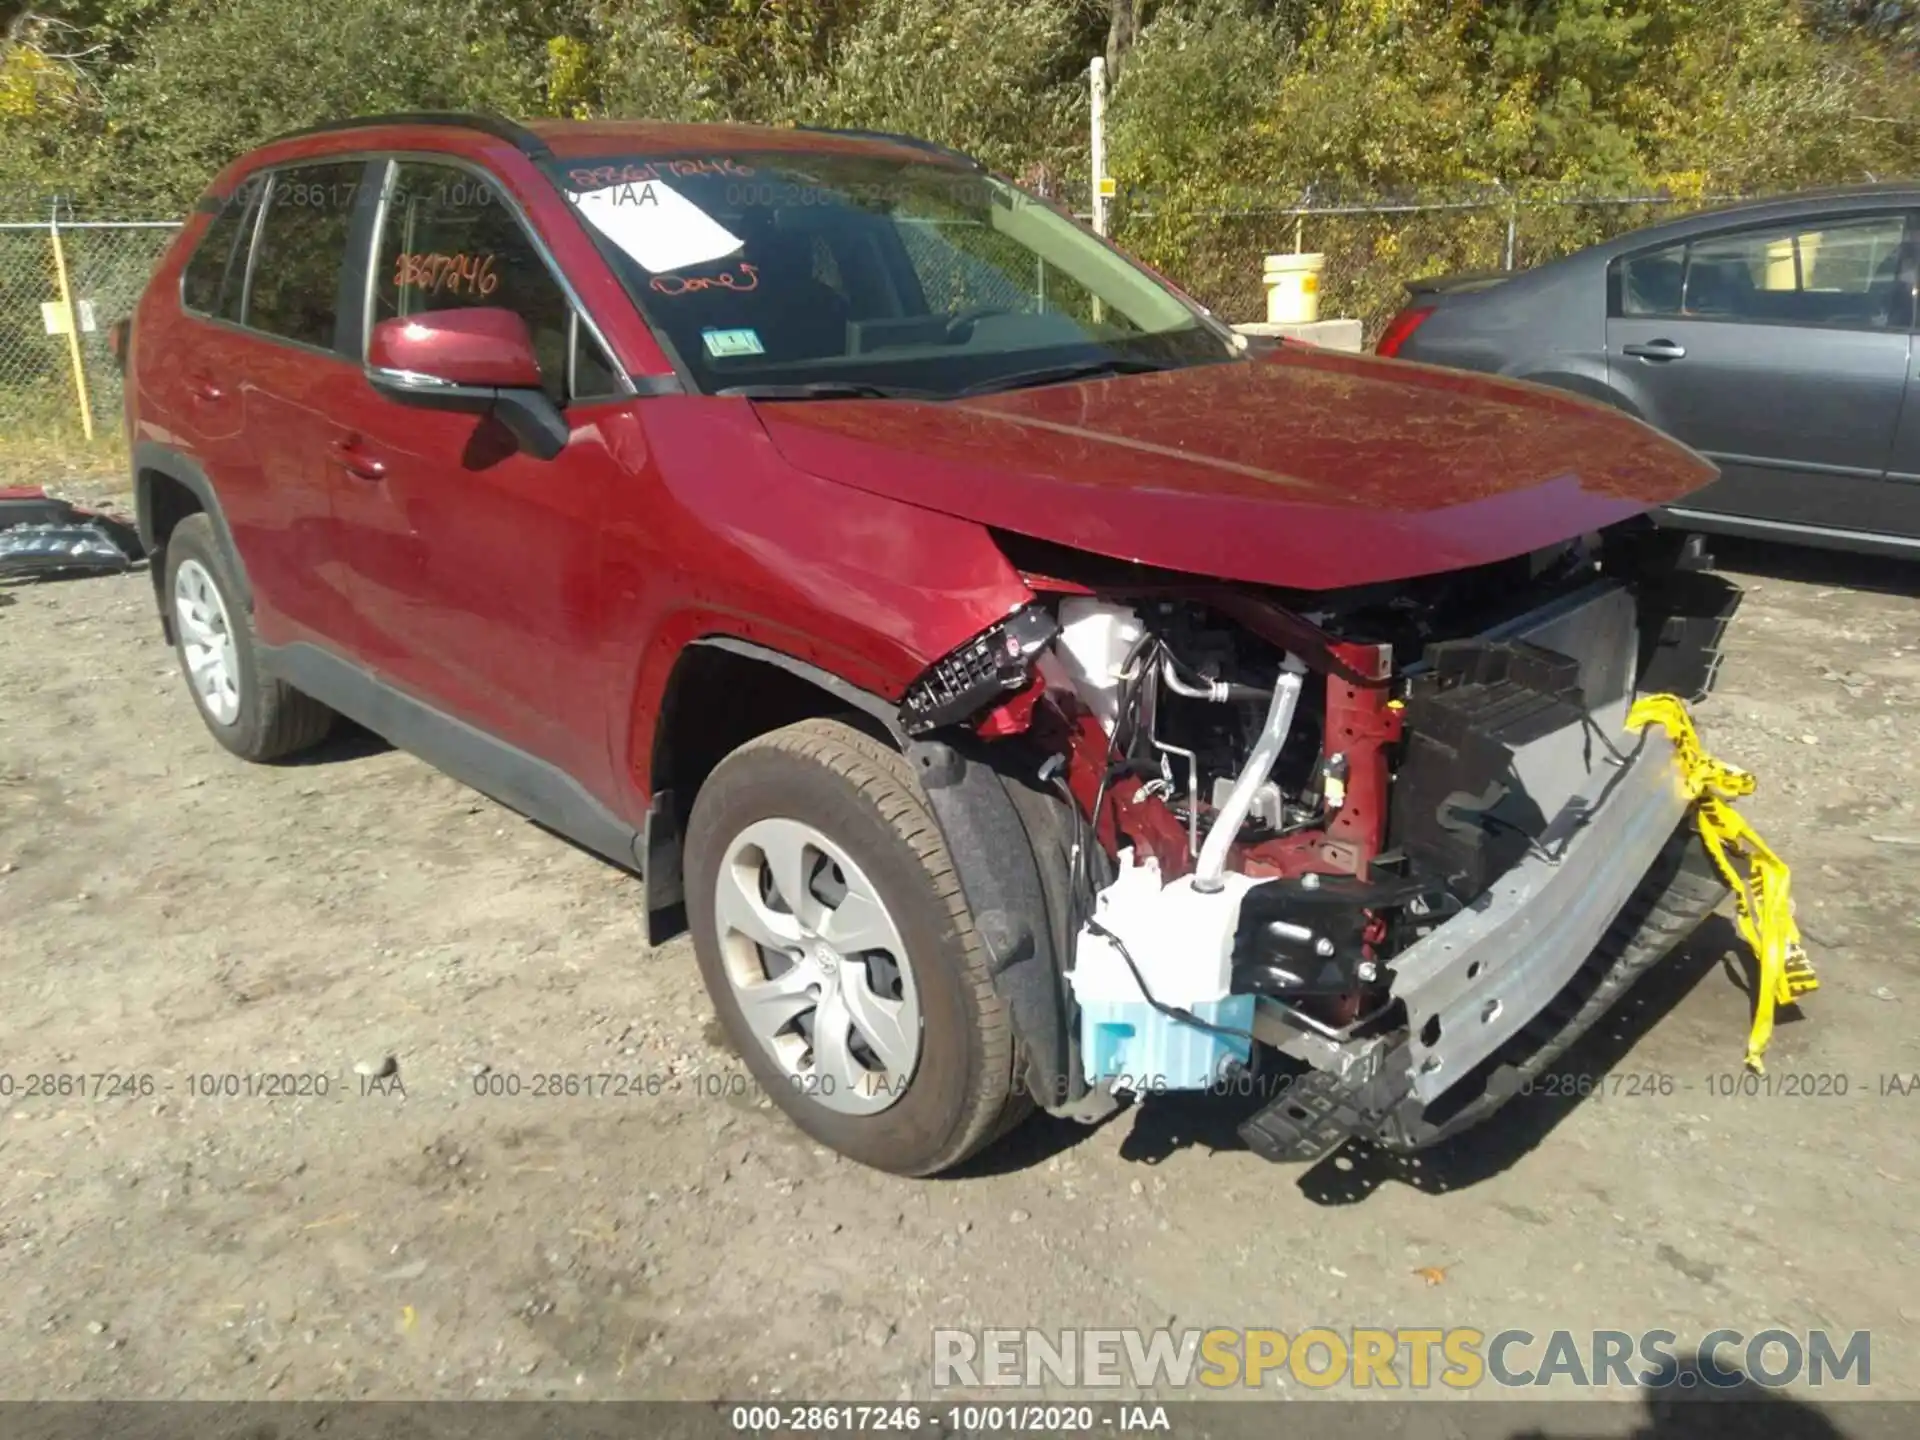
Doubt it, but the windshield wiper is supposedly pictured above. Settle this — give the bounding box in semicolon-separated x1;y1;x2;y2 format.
716;381;937;401
956;357;1173;398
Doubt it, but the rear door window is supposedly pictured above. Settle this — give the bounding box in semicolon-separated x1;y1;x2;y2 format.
1617;213;1910;329
1617;241;1687;318
181;176;264;323
245;162;367;350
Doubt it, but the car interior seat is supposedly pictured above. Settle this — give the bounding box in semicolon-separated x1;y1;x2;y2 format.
1624;254;1684;315
1683;257;1755;318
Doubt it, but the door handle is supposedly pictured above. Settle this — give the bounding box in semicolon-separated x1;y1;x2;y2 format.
330;437;388;481
187;375;225;402
1622;339;1686;361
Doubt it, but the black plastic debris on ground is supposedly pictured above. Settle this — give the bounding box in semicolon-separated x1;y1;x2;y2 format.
0;488;145;581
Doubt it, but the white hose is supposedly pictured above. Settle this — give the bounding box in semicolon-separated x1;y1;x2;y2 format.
1191;662;1305;893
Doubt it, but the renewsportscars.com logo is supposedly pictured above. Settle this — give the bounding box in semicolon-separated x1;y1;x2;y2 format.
932;1328;1872;1391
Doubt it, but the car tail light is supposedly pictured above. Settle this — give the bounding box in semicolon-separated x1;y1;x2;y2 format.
1374;305;1434;358
899;605;1058;736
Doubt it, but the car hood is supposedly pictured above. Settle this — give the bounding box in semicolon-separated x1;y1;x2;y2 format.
751;346;1718;590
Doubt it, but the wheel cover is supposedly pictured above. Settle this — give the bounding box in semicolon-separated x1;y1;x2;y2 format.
173;558;241;727
714;817;923;1116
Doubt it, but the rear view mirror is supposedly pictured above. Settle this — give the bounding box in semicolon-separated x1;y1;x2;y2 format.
366;309;568;460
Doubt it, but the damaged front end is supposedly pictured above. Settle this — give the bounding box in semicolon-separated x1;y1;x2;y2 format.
901;524;1741;1163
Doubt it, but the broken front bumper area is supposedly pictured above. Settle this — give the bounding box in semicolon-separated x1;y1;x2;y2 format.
1239;726;1726;1163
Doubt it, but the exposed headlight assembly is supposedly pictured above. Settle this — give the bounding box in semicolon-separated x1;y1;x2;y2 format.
898;604;1059;736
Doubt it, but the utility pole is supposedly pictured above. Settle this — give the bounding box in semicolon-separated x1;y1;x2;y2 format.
1090;57;1109;238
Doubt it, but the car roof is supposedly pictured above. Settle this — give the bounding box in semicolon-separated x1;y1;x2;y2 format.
527;119;975;164
255;112;979;170
1578;183;1920;259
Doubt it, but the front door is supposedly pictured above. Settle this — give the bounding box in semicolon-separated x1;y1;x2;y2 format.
1608;209;1916;538
327;157;631;785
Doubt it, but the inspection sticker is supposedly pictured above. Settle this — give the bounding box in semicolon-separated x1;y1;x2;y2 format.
702;328;766;358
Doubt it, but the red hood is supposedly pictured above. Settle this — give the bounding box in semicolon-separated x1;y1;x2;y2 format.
752;347;1718;590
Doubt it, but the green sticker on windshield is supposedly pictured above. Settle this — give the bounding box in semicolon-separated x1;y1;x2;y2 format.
702;327;765;358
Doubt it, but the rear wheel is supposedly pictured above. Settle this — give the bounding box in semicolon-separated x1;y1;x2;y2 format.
165;514;334;761
684;718;1028;1175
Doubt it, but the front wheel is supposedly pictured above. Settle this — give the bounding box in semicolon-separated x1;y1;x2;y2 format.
683;718;1029;1175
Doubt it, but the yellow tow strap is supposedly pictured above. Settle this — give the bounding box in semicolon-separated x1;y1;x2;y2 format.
1625;694;1817;1073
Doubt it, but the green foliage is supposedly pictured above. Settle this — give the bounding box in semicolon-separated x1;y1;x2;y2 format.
1105;1;1295;289
91;0;548;210
1104;0;1920;326
0;0;1916;332
595;0;1089;171
790;0;1088;173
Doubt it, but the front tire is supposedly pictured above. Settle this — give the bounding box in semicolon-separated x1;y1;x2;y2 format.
684;718;1028;1175
165;513;334;762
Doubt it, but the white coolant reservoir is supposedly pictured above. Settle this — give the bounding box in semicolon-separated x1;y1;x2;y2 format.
1050;599;1146;734
1070;850;1259;1090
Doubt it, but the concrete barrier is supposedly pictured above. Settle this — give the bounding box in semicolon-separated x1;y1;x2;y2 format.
1232;318;1365;353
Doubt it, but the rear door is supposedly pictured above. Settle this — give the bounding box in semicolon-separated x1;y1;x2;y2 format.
234;158;383;646
1607;209;1915;536
171;175;264;472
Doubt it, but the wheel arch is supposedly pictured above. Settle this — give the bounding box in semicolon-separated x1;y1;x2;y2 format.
644;636;1082;1110
642;637;902;944
133;441;250;640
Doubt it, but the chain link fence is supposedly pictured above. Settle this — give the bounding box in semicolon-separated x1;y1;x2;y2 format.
0;184;1747;436
1088;184;1748;335
0;201;180;440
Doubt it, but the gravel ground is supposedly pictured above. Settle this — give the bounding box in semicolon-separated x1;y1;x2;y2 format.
2;490;1917;1408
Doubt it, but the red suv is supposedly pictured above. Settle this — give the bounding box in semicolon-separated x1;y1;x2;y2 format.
125;113;1733;1176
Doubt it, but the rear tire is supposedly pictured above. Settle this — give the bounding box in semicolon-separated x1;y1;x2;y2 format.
684;718;1028;1175
165;514;334;762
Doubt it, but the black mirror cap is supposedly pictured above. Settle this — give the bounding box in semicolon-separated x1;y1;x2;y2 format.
492;389;568;461
365;369;569;462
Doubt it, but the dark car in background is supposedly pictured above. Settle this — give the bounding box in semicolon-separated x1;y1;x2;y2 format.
1379;186;1920;558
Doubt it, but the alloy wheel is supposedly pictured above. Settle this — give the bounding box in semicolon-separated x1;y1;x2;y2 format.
172;558;241;727
713;817;923;1115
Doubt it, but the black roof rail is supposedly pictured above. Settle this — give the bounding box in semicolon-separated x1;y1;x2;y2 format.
793;126;983;170
263;112;553;161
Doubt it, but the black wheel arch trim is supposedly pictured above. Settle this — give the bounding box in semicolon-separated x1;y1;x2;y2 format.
686;635;902;730
133;440;254;619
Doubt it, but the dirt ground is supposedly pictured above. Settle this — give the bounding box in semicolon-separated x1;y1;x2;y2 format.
2;480;1917;1407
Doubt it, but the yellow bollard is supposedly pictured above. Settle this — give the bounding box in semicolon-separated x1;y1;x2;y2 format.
49;208;95;442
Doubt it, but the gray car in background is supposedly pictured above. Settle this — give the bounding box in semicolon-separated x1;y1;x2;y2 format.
1380;185;1920;558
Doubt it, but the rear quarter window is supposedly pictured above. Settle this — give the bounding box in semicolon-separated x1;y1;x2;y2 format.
181;177;264;322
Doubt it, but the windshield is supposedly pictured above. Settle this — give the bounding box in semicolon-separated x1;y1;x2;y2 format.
547;150;1238;398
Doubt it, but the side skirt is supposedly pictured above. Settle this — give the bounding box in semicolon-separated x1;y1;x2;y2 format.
259;640;644;876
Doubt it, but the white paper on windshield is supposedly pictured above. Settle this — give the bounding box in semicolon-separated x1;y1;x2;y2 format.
569;180;744;274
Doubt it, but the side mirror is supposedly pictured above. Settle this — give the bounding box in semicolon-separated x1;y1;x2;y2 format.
366;309;568;460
